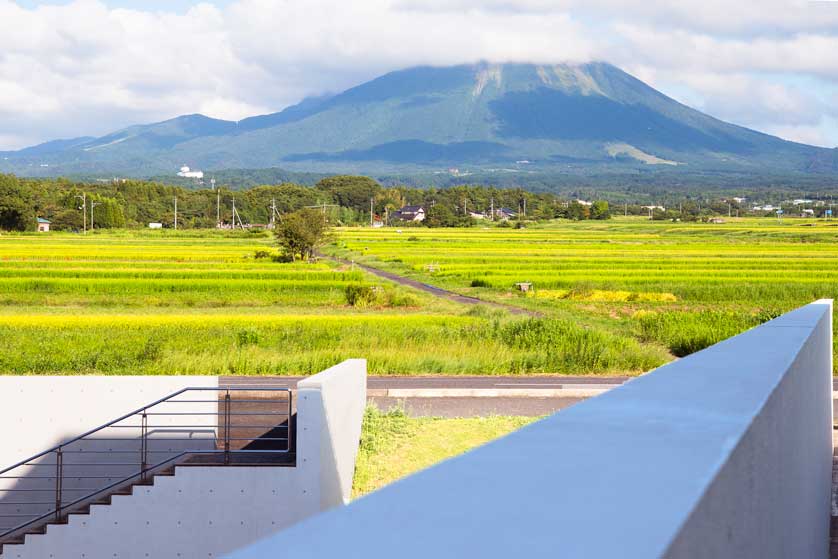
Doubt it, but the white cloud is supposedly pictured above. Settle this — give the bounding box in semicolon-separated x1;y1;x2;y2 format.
0;0;837;149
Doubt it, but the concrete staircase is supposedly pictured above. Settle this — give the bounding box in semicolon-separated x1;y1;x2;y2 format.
0;465;177;557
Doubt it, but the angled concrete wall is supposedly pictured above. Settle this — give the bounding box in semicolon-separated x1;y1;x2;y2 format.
226;301;833;559
297;359;368;511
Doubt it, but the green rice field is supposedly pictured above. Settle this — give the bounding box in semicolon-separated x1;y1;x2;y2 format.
0;229;663;375
2;217;836;375
331;217;838;371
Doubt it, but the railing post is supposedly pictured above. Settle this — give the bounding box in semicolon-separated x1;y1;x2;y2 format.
288;390;294;453
54;448;63;522
140;410;148;480
224;391;231;465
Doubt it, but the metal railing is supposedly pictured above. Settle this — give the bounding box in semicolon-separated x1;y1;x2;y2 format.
0;387;293;542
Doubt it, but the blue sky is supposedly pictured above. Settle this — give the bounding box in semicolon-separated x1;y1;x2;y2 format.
1;0;837;150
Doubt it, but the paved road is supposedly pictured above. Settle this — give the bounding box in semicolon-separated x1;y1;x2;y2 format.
371;396;586;418
221;376;628;389
221;376;626;417
320;253;540;316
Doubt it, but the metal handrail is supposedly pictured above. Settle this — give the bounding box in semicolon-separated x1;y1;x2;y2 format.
0;387;293;542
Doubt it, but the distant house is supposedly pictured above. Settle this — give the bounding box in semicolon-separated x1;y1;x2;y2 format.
494;207;518;220
576;199;593;207
468;211;486;220
393;205;426;222
177;165;204;179
148;222;163;229
36;217;50;232
801;209;815;217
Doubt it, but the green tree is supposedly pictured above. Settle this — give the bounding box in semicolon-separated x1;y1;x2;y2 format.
564;201;590;221
315;175;381;212
424;204;472;227
90;197;126;229
0;174;35;231
275;208;332;260
590;200;611;220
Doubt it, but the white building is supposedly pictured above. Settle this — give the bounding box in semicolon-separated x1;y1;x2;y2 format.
177;165;204;179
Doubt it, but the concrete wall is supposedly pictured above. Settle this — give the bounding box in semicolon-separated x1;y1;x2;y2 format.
226;301;834;559
2;467;300;559
0;377;219;537
0;376;220;470
297;359;367;511
0;360;367;559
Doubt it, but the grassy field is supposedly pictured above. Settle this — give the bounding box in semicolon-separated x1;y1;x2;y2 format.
352;407;535;496
2;217;836;375
330;217;838;371
0;228;664;375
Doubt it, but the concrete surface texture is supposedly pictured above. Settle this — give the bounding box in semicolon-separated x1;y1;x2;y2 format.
0;360;368;559
0;376;219;470
1;467;300;559
297;358;367;510
225;300;834;559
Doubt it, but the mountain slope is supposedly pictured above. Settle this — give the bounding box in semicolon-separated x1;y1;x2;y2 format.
2;62;835;177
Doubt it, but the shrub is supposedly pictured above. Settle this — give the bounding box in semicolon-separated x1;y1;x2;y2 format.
381;288;418;308
471;278;490;288
137;337;162;362
236;328;260;347
345;284;379;307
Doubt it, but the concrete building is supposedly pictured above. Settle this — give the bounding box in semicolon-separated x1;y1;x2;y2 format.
230;301;834;559
35;218;50;232
0;360;367;558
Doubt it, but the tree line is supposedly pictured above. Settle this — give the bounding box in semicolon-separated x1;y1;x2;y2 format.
0;174;613;232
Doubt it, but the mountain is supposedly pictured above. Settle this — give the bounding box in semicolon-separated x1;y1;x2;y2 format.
2;62;837;178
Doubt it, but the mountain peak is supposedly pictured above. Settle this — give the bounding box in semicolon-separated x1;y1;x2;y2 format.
1;62;834;177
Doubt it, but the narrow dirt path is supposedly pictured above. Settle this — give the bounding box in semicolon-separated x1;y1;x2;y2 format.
322;253;542;317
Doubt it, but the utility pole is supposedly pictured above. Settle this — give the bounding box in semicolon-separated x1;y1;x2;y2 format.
490;197;494;221
75;193;87;234
624;203;628;217
90;202;101;231
370;197;374;227
174;196;178;230
269;198;279;228
523;198;527;218
728;203;731;218
231;198;244;230
216;189;221;229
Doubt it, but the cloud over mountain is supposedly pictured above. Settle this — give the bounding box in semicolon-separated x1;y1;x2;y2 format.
0;0;837;150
